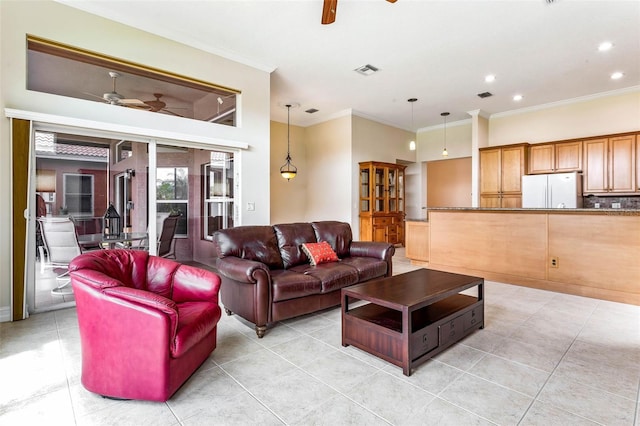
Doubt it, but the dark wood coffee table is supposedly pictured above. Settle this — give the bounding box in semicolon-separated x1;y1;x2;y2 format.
341;268;484;376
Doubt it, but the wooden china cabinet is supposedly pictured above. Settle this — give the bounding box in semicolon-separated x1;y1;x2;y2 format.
359;161;406;245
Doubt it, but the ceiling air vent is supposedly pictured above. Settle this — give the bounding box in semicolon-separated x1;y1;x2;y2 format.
477;92;493;99
305;108;319;114
354;64;379;76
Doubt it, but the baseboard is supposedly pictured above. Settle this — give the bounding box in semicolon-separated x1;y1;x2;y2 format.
0;306;11;322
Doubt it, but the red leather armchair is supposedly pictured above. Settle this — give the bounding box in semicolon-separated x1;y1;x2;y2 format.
69;249;222;401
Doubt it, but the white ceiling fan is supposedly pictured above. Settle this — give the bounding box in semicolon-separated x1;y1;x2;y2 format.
88;72;185;117
99;71;144;106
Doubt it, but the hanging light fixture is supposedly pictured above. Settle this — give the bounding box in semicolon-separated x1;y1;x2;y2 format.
441;112;450;157
280;104;297;180
408;98;417;151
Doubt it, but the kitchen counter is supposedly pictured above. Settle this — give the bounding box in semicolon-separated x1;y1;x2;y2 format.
405;208;640;305
422;207;639;214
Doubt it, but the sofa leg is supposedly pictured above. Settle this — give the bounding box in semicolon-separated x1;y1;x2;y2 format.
224;308;233;316
255;325;266;338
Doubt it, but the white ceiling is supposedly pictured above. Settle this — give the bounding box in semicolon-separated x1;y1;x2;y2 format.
58;0;640;130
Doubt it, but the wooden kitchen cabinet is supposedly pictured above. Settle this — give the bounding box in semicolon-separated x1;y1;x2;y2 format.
479;143;528;207
529;141;582;174
584;134;636;194
359;161;406;244
637;136;640;192
405;221;429;263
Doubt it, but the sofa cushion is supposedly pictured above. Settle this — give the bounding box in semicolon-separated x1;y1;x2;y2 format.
290;263;359;294
339;257;388;282
311;221;352;258
273;223;317;269
271;269;323;302
300;242;339;266
213;226;283;270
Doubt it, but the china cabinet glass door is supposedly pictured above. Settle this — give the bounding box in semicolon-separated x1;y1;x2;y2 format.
388;168;396;212
398;169;404;212
374;167;385;212
360;167;370;212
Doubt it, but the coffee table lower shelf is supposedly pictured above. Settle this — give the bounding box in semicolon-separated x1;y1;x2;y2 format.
342;294;484;375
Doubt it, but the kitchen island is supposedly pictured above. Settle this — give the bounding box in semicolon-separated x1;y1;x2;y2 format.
405;208;640;305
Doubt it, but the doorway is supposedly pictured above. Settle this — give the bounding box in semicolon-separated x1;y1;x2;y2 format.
27;128;238;314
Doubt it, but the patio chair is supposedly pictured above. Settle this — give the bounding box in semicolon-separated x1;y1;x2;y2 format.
38;216;83;295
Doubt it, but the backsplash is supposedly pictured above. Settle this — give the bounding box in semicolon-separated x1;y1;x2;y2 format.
583;195;640;209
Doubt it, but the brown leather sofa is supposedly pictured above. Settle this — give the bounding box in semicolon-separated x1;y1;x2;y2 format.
213;221;394;337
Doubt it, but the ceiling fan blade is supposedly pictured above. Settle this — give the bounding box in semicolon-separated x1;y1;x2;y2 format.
119;98;146;106
160;108;184;117
322;0;337;24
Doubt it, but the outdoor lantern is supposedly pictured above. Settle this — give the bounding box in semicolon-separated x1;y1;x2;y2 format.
103;203;121;239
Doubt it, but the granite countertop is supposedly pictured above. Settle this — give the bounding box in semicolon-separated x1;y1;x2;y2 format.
417;207;640;215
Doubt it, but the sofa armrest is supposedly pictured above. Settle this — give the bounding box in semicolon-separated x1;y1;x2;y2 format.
215;256;270;284
349;241;395;260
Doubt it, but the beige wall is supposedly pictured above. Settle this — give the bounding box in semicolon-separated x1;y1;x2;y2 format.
352;115;416;236
304;115;353;223
270;113;417;234
416;121;472;161
0;1;271;318
489;90;640;146
270;120;308;224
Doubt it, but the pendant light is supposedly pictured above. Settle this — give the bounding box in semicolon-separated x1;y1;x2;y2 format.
441;112;450;157
280;104;297;180
408;98;417;151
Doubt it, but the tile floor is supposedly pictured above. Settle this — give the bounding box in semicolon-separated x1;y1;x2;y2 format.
1;249;639;425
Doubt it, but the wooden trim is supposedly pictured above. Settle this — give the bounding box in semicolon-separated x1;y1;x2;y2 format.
27;34;241;95
12;119;30;320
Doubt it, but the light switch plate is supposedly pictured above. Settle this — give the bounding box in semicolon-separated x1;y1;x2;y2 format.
247;202;255;211
612;202;621;208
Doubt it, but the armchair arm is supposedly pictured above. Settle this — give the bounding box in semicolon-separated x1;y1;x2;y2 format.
69;268;125;290
104;286;178;316
215;256;270;284
171;264;221;304
349;241;395;260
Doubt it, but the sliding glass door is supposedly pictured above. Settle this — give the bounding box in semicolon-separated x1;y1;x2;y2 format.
28;128;237;314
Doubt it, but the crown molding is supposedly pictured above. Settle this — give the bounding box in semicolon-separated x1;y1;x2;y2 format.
491;86;640;119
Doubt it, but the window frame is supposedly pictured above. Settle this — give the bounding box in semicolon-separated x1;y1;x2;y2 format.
202;152;235;241
62;173;94;217
155;166;189;237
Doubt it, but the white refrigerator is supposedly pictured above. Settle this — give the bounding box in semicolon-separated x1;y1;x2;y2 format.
522;172;583;208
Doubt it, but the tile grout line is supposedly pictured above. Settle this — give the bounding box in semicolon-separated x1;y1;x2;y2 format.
515;299;603;426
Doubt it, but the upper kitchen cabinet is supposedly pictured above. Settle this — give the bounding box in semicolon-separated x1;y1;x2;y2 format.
480;143;528;208
359;161;406;245
637;136;640;192
584;134;637;194
529;141;582;174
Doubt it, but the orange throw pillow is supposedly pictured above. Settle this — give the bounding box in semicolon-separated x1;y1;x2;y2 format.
301;241;339;266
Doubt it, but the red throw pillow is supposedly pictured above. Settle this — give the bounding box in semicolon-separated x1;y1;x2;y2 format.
301;241;339;266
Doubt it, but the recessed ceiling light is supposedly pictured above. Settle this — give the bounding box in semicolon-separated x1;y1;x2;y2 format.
513;94;523;101
598;41;614;52
611;71;624;80
484;74;496;83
